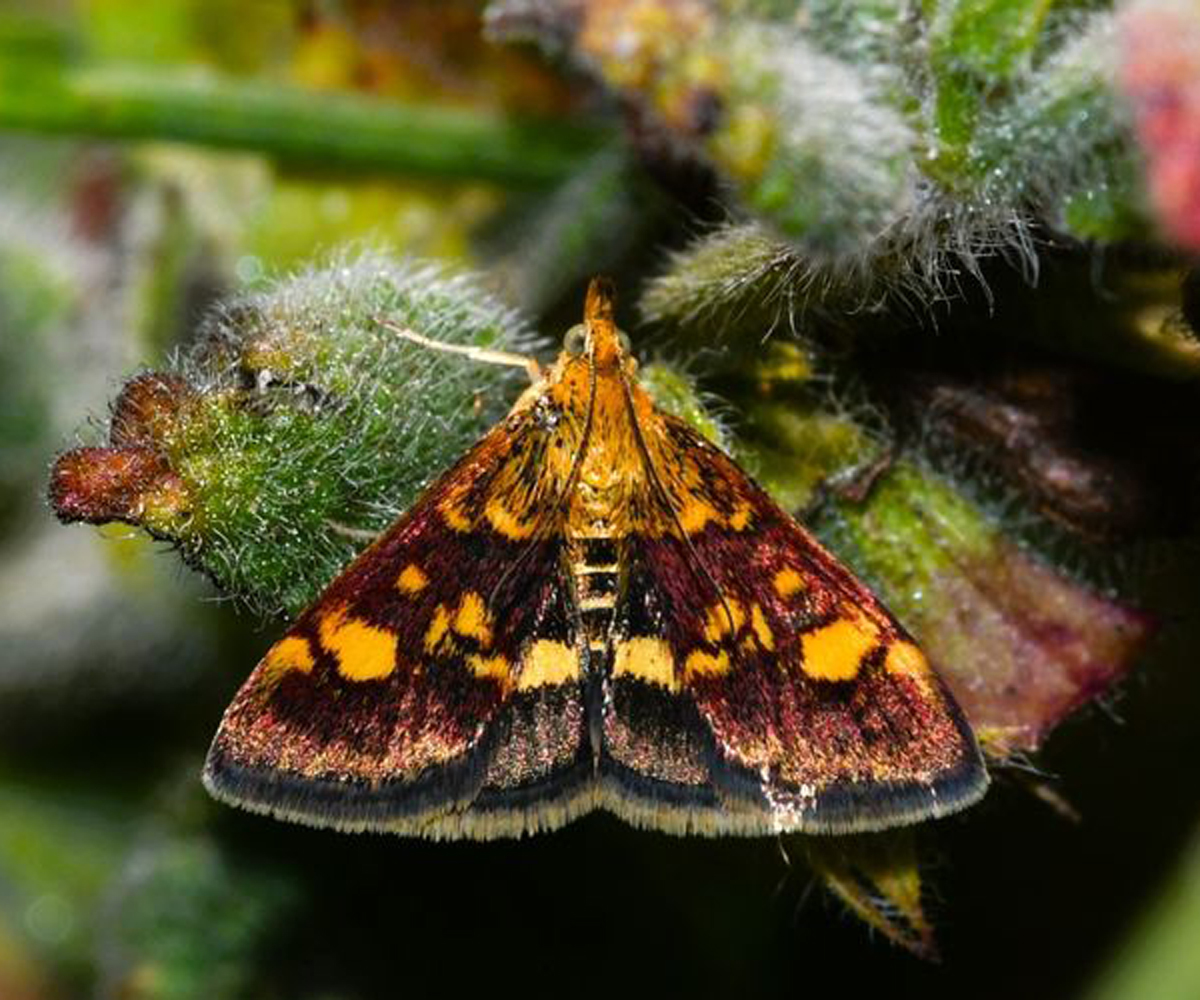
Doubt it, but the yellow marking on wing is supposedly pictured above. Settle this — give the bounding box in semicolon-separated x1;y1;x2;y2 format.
677;499;719;534
518;640;581;690
728;502;753;531
396;563;429;595
800;617;878;682
613;637;678;691
261;635;315;681
703;597;745;643
885;640;930;679
317;605;397;681
684;648;731;679
485;500;538;540
773;567;805;598
454;592;493;646
750;603;775;651
424;604;452;653
440;499;472;532
467;653;511;684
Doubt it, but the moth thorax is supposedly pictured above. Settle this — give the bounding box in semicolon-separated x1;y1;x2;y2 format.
574;475;624;527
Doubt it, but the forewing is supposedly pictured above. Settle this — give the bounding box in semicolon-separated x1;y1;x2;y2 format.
603;415;988;835
204;407;592;838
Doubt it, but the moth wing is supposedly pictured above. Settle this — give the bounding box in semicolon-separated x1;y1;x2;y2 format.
602;415;988;835
204;409;593;839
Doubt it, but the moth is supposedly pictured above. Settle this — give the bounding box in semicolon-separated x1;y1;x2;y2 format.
204;278;988;838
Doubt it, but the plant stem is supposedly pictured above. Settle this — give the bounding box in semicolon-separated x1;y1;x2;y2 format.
0;62;605;186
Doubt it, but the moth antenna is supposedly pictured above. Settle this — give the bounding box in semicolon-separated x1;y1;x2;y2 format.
325;519;380;543
374;317;542;384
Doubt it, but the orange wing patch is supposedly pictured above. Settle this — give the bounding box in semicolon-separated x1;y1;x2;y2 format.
260;635;315;682
519;640;581;690
467;653;511;684
613;637;678;691
683;648;731;680
749;603;775;651
485;498;539;540
454;591;494;646
317;604;398;681
702;598;746;643
883;639;938;696
773;567;806;598
799;616;880;682
397;563;428;594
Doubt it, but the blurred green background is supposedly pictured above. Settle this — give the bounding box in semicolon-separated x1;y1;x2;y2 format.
2;1;1200;998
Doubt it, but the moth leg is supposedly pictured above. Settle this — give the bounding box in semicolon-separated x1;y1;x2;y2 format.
801;445;896;519
1008;770;1082;823
375;318;542;383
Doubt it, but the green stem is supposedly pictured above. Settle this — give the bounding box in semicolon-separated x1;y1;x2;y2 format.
0;62;605;186
1084;829;1200;1000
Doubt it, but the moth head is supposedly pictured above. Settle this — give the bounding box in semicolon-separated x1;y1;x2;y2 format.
562;276;635;374
561;322;632;360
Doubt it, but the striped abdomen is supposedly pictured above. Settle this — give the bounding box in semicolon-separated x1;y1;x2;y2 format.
573;536;619;660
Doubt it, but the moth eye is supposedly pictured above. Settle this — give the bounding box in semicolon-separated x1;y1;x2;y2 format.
617;331;632;354
563;324;587;356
